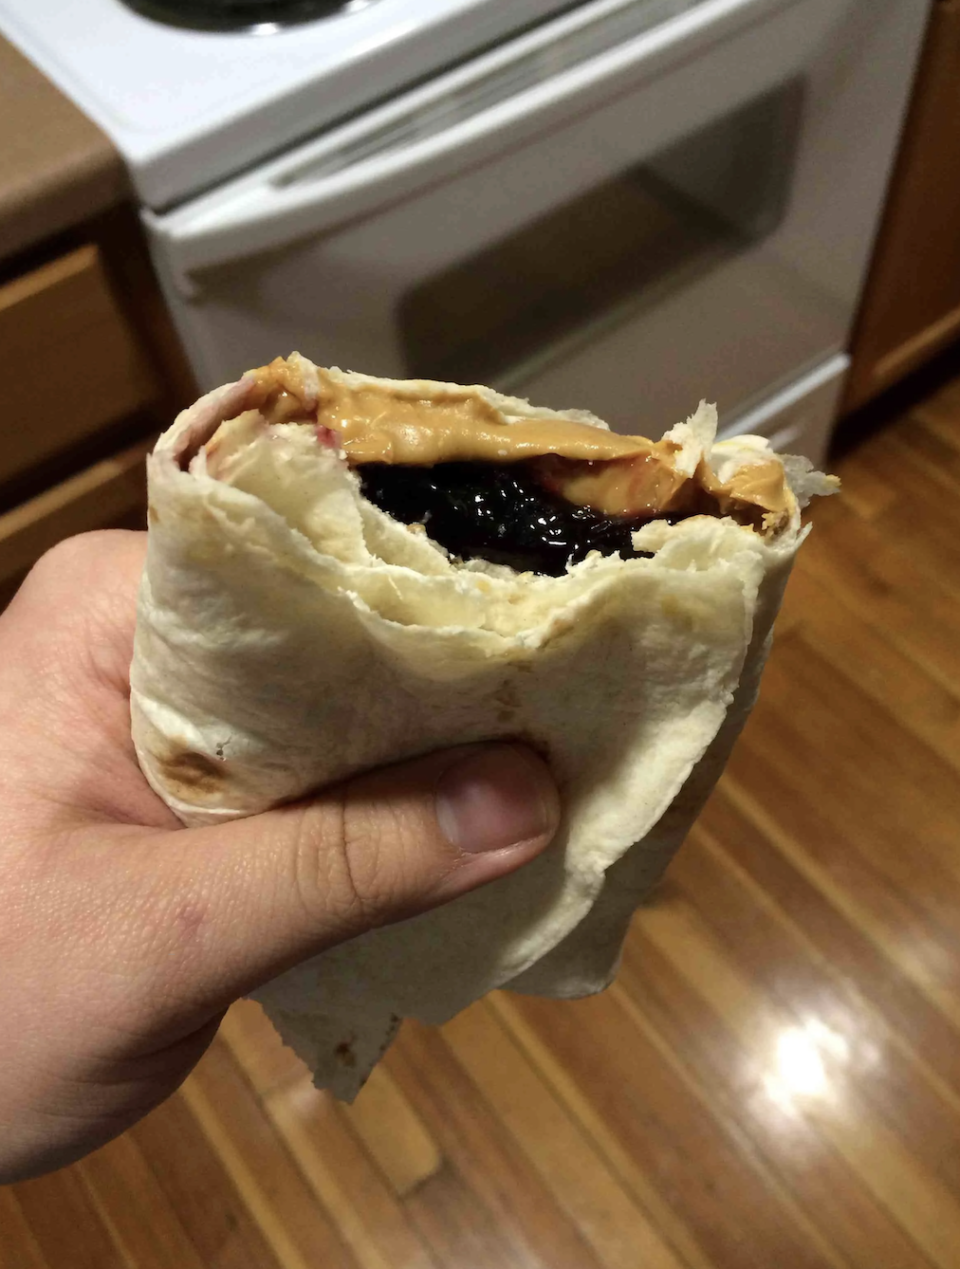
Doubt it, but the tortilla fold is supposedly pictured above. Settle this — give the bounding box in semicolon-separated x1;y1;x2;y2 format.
130;354;833;1097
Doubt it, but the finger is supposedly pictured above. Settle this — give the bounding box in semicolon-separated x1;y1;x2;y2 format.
2;530;147;693
0;531;168;829
115;743;560;1030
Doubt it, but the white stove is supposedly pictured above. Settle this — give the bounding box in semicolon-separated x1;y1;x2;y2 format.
0;0;930;467
0;0;573;207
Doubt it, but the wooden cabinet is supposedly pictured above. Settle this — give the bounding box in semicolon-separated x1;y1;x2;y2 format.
844;0;960;411
0;244;158;486
0;207;194;606
0;440;152;610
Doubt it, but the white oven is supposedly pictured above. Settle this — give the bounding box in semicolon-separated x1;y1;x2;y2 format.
143;0;929;462
6;0;920;462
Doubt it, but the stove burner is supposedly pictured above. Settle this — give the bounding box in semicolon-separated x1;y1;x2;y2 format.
122;0;374;33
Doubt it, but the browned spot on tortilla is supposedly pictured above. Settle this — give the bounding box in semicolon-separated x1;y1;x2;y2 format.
156;749;226;798
148;505;161;526
335;1039;357;1069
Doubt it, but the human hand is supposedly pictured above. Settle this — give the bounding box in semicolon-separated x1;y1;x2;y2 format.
0;531;559;1181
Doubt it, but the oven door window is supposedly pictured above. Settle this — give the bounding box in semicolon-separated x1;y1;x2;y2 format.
398;83;802;392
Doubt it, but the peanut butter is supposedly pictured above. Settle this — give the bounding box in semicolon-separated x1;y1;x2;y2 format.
250;358;795;531
538;455;693;519
326;387;660;465
699;457;793;528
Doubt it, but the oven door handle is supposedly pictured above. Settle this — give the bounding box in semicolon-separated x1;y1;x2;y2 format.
152;0;814;288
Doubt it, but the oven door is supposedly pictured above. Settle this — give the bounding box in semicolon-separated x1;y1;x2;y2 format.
149;0;928;444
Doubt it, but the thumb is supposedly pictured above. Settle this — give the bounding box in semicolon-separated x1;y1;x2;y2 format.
130;743;560;1024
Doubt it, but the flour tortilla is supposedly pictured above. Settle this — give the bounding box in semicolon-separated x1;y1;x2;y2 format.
130;355;833;1097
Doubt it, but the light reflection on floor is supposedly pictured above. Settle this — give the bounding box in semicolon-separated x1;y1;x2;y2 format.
763;1015;883;1109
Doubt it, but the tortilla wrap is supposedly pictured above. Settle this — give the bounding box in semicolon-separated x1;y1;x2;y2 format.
130;353;835;1097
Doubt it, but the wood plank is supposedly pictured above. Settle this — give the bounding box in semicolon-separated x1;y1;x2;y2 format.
728;636;960;935
606;980;853;1269
263;1072;438;1269
695;789;960;1098
824;447;900;522
78;1134;207;1269
400;1162;522;1269
898;413;960;493
793;500;960;694
630;883;960;1267
867;413;958;507
911;382;960;451
390;1022;607;1269
9;1166;128;1269
489;993;718;1269
855;433;960;599
670;842;960;1195
131;1089;284;1269
341;1064;442;1198
498;991;841;1269
440;1001;687;1269
0;1189;49;1269
619;916;937;1269
724;739;960;1006
778;631;960;866
780;567;960;771
219;998;306;1098
184;1039;361;1269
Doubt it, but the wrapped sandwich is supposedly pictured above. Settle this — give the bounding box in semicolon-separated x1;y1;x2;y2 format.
131;352;836;1097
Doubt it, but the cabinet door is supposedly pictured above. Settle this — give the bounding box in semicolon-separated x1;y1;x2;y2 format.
0;244;158;486
844;0;960;411
0;439;150;609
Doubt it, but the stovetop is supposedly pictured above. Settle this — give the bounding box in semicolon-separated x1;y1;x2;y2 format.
0;0;572;208
120;0;365;33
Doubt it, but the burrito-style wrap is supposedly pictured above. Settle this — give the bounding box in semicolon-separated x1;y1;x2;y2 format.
130;353;836;1097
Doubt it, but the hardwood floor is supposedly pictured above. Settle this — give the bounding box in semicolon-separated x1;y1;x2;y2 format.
6;368;960;1269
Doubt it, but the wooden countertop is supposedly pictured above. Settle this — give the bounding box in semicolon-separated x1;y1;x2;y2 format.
0;37;129;262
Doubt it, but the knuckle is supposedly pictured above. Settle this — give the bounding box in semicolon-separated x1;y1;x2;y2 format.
287;794;375;935
32;532;112;578
22;532;130;607
287;793;411;938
